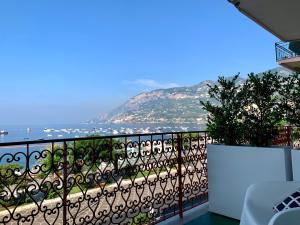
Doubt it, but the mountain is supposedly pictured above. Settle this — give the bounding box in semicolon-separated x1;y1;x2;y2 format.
89;67;292;124
106;80;217;124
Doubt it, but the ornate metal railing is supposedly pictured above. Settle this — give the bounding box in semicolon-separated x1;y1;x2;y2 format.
274;126;300;149
0;131;210;225
275;41;300;62
272;126;292;147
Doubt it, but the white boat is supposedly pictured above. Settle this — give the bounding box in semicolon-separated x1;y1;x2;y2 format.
0;130;8;135
180;126;188;131
43;128;53;133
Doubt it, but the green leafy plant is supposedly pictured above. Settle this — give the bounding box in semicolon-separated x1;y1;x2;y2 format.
241;72;284;147
41;136;124;174
40;136;125;190
281;73;300;127
39;144;64;178
291;128;300;147
130;212;153;225
289;41;300;55
71;136;125;173
200;75;246;145
0;163;34;208
202;71;285;147
0;163;24;189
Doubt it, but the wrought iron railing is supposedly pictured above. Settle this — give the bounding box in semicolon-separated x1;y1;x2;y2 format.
274;126;300;149
275;41;300;62
0;131;210;225
272;126;292;147
271;126;300;149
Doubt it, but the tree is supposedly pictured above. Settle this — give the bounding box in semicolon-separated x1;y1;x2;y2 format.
71;136;125;173
40;136;124;176
39;144;64;177
0;163;24;190
0;163;33;207
242;72;284;147
280;73;300;126
200;75;247;145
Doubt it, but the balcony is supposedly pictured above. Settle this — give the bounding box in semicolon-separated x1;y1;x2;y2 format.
0;128;296;225
0;131;211;225
275;41;300;72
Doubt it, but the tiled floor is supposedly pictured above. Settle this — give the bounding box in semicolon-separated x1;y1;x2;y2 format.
185;212;240;225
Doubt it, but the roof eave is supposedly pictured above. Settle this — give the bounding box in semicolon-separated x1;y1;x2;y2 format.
228;0;292;42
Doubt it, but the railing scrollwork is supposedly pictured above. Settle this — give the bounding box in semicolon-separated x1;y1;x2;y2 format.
0;131;210;225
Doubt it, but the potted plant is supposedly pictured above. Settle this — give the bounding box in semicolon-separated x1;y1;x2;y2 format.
241;72;284;146
201;74;246;145
281;73;300;180
201;72;293;220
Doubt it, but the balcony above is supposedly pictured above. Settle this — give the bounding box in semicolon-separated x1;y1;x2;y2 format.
275;41;300;72
229;0;300;41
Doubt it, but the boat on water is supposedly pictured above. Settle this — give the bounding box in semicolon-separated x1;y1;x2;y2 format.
43;128;54;133
0;130;8;135
112;130;119;135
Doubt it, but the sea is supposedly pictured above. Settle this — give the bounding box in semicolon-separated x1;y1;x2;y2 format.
0;123;205;143
0;123;205;167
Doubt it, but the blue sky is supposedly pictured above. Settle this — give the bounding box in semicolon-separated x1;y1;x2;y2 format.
0;0;278;125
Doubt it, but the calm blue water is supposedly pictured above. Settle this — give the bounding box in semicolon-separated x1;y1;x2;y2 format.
0;123;204;143
0;123;205;167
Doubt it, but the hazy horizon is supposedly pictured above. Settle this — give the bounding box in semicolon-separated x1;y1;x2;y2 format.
0;1;278;124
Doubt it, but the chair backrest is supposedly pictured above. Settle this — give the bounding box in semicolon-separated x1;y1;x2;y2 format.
268;208;300;225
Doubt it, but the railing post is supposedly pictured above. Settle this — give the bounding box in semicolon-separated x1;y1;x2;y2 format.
204;131;207;148
176;133;183;219
287;126;292;147
275;42;279;61
62;141;68;224
110;137;118;173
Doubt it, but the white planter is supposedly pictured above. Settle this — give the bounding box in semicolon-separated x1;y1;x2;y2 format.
207;144;292;220
292;150;300;181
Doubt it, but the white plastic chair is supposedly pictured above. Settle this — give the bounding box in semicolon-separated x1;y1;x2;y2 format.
268;207;300;225
240;181;300;225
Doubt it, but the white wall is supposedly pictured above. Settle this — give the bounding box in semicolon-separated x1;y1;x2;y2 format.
292;150;300;181
207;145;292;220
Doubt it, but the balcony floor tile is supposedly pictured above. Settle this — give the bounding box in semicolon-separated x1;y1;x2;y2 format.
185;212;239;225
